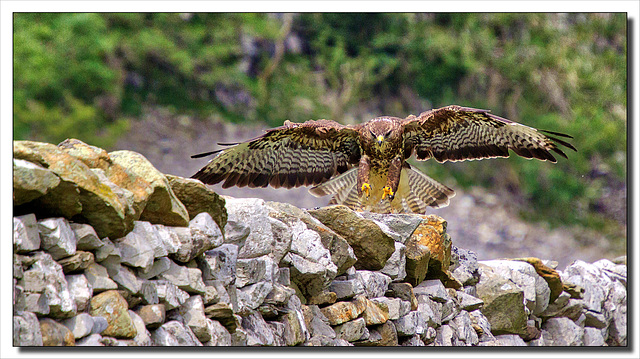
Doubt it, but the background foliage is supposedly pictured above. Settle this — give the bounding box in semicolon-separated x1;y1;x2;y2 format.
13;13;627;241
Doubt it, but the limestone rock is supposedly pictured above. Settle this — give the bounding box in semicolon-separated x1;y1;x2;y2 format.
204;302;236;333
237;282;273;313
58;251;94;273
14;311;43;346
450;246;480;286
334;317;367;342
266;201;357;275
371;297;411;321
109;150;189;227
302;305;336;339
159;259;206;294
137;257;172;280
540;317;584;346
136;304;166;329
20;251;77;318
387;282;419;311
242;311;277;346
235;256;277;288
84;263;118;293
114;230;155;271
414;279;450;303
354;320;398;346
198;244;238;286
13;213;41;253
152;320;202;346
13;158;61;206
37;217;77;260
393;310;426;337
308;205;395;270
203;319;232;346
329;278;364;301
359;212;423;244
380;242;407;280
166;174;227;231
129;221;169;258
89;290;137;339
178;295;211;343
223;197;277;259
39;318;75;346
355;271;391;299
171;212;224;263
62;313;95;339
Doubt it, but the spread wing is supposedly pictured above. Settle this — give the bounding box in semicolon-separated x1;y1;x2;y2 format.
191;120;362;189
402;105;576;163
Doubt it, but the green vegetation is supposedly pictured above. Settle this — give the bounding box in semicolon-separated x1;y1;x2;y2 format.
13;13;626;237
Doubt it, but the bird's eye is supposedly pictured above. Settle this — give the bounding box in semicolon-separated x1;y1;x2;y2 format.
369;129;376;137
385;130;392;138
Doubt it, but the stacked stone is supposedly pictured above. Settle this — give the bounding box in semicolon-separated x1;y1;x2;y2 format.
13;139;627;347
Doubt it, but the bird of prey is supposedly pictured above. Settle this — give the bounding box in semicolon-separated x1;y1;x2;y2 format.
191;105;575;214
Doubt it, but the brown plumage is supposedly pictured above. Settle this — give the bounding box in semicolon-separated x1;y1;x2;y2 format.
191;105;576;214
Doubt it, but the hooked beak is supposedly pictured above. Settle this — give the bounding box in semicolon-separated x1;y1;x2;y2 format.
376;135;384;145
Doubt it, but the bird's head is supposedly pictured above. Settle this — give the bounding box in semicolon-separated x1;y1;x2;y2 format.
364;118;400;148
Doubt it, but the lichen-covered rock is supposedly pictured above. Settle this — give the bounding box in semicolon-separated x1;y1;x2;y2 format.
14;141;134;239
362;297;389;326
204;302;236;333
475;264;528;336
109;150;189;227
13;158;61;206
480;260;550;315
404;215;452;286
371;297;411;321
14;311;43;346
89;290;137;339
237;282;273;313
308;205;395;271
166;174;227;232
39;318;75;346
387;282;419;311
13;213;41;253
320;296;367;326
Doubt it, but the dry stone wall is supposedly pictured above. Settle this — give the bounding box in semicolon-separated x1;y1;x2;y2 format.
12;139;627;347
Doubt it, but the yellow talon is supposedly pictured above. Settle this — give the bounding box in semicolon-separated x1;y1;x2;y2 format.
361;183;371;198
382;186;394;200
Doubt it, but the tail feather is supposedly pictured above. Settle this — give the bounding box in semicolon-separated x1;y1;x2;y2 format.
309;165;455;214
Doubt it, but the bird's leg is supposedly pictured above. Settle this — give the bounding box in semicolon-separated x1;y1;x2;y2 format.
357;156;371;199
382;156;402;201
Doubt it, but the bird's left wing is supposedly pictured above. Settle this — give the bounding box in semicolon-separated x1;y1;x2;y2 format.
402;105;576;163
192;120;362;189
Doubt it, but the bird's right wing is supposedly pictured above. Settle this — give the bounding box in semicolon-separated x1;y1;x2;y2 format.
192;120;362;189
